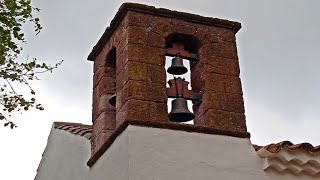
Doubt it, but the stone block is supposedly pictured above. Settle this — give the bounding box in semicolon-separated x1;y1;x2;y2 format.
92;94;116;122
126;44;165;65
194;109;247;132
92;88;98;107
224;76;242;94
116;61;148;91
219;93;244;113
97;94;116;116
113;25;127;47
92;105;97;122
194;92;244;118
217;41;238;59
125;11;158;29
92;89;98;121
116;88;124;112
116;99;150;125
116;33;128;57
92;111;116;137
93;41;113;73
127;26;165;48
199;43;219;57
96;77;116;97
124;80;166;102
195;25;236;43
116;49;128;74
171;19;197;36
93;66;116;88
151;18;174;38
147;64;166;84
191;72;225;93
199;42;238;59
93;129;114;153
150;102;169;122
193;92;220;118
194;56;240;76
191;72;243;94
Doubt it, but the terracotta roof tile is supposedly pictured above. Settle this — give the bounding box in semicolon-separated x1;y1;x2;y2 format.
78;129;91;136
68;127;79;132
54;122;92;140
83;132;92;140
73;128;85;134
255;141;320;176
60;125;72;130
254;141;320;154
54;121;320;155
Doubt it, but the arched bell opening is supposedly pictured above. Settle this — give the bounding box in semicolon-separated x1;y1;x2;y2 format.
165;56;194;124
106;47;117;107
165;34;201;124
165;33;201;55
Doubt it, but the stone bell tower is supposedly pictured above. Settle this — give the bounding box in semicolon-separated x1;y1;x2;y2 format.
88;3;247;160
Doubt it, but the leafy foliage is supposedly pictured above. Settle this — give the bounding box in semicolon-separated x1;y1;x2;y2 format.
0;0;62;128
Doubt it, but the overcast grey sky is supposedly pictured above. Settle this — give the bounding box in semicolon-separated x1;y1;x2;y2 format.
1;0;320;179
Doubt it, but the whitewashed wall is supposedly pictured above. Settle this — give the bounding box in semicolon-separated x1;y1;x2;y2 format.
36;125;319;180
35;126;91;180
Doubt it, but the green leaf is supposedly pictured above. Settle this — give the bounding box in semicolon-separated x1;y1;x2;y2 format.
13;26;21;31
0;0;61;128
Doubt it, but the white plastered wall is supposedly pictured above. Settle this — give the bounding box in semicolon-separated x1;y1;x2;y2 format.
35;125;129;180
36;125;319;180
126;126;319;180
35;126;91;180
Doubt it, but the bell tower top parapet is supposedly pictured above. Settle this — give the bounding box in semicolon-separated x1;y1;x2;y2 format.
87;2;241;61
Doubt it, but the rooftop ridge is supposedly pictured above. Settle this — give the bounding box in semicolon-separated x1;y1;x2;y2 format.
53;122;320;167
254;141;320;153
54;122;92;140
53;122;320;154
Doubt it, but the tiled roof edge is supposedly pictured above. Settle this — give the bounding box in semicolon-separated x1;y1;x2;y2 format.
254;141;320;154
54;122;92;140
87;120;250;167
87;2;241;61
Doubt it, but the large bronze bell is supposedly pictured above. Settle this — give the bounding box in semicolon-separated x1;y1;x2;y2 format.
169;98;195;122
108;94;116;106
167;54;188;75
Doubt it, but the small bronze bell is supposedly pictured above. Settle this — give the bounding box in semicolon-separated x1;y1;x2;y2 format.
108;94;116;106
167;54;188;75
169;98;195;122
